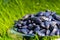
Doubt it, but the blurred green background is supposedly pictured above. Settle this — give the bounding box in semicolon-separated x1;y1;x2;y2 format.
0;0;60;40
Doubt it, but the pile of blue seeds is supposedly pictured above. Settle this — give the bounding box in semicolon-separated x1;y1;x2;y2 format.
14;10;60;36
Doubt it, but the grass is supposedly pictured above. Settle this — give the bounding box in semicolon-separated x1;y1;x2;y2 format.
0;0;60;40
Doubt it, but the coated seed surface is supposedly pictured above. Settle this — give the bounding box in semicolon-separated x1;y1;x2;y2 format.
13;10;60;36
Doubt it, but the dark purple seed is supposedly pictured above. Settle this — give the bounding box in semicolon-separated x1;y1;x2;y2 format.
51;18;55;21
36;31;45;36
48;16;53;21
29;14;35;18
23;21;27;25
34;25;40;32
32;23;36;26
44;12;51;17
40;29;46;33
40;22;46;29
30;17;41;24
52;14;60;21
51;12;56;16
49;25;54;33
21;29;29;34
28;24;33;27
40;16;49;21
56;23;60;29
28;20;31;23
50;21;57;27
58;29;60;35
14;23;22;28
27;24;33;30
22;25;28;29
29;30;33;34
50;27;58;36
17;24;22;27
44;21;50;29
36;25;40;29
36;12;44;16
46;30;50;36
55;30;59;35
